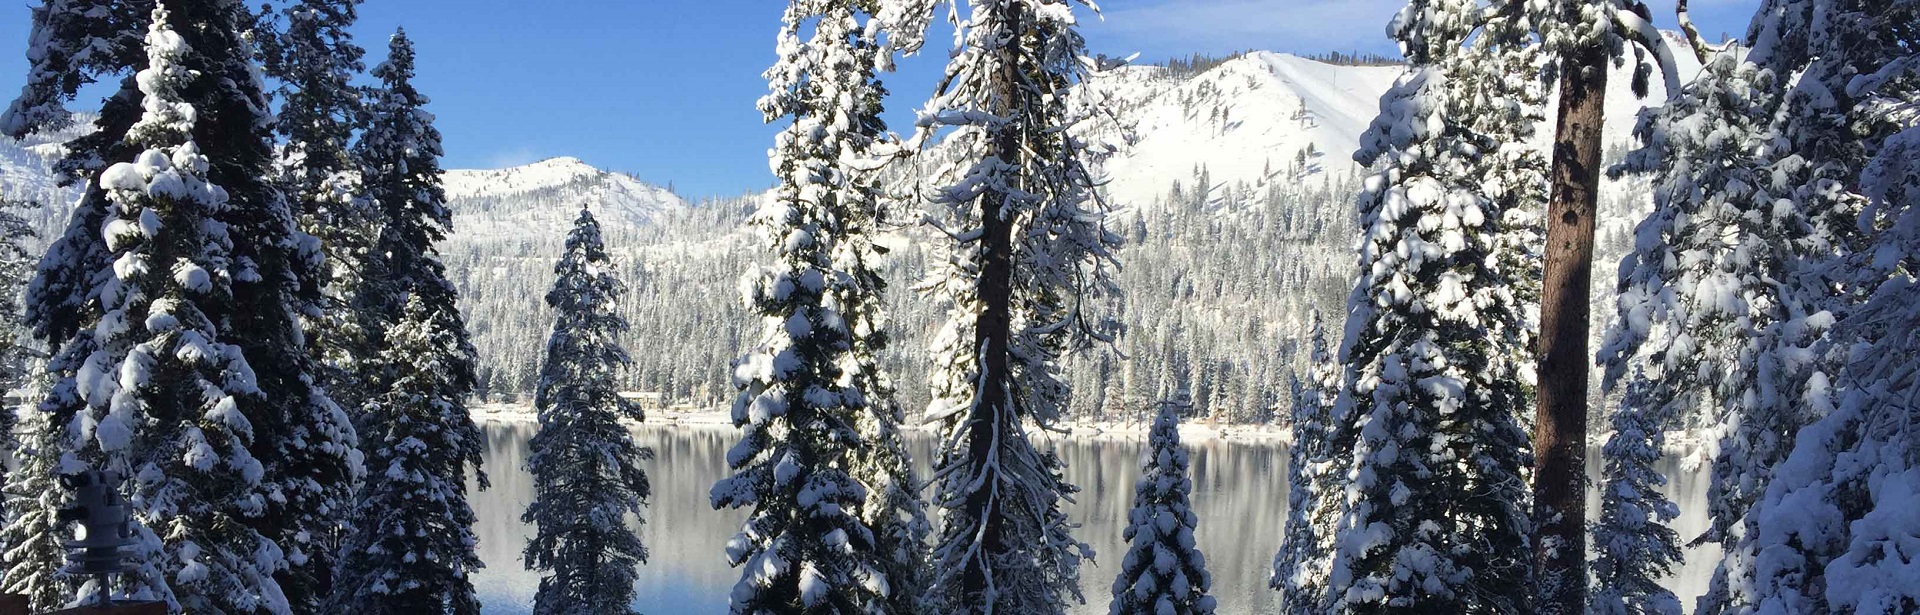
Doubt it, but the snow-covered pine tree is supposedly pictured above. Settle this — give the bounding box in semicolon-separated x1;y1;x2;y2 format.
346;26;448;334
3;3;150;607
1109;400;1215;615
265;0;364;221
212;4;376;612
1705;1;1918;612
1589;371;1683;615
811;3;934;609
710;2;927;610
263;0;378;426
330;294;485;615
522;208;651;615
0;197;34;443
1321;0;1542;611
14;4;360;611
1270;311;1339;614
0;197;37;602
1;409;73;612
53;6;293;609
913;0;1119;611
330;29;487;615
1594;44;1805;615
7;7;355;609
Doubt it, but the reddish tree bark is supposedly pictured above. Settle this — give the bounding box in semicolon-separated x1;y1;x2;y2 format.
1535;41;1609;614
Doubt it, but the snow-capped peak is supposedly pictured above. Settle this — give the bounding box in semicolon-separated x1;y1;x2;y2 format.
443;157;688;240
1075;52;1404;208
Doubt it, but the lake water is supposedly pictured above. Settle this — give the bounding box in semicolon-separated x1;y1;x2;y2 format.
468;420;1716;614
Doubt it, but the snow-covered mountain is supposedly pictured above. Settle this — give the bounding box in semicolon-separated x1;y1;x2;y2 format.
442;156;689;239
0;47;1696;421
1077;52;1402;203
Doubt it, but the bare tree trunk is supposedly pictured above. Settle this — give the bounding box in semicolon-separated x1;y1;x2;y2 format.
1535;42;1607;614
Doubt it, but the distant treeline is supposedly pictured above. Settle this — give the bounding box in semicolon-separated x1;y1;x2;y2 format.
1152;50;1403;78
1300;50;1403;66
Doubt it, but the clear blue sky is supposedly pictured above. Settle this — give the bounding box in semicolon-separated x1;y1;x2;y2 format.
0;0;1759;200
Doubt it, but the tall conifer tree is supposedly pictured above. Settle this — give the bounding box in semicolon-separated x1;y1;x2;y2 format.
1521;2;1679;606
6;1;148;377
262;0;377;423
329;30;487;615
1270;312;1339;614
0;196;35;483
522;209;652;615
3;1;152;605
248;4;375;610
50;5;303;609
711;1;928;610
6;2;352;610
914;0;1119;611
1318;0;1544;610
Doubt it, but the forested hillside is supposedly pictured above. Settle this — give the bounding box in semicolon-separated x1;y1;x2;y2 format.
0;49;1669;426
434;51;1391;424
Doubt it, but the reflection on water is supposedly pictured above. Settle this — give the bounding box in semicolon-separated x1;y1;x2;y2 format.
469;421;1712;614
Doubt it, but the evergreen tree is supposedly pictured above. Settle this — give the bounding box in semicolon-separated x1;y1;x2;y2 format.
912;0;1119;611
237;4;376;612
1270;311;1338;614
0;197;35;450
1109;400;1216;615
1;412;73;612
329;296;485;615
1706;1;1917;612
264;0;364;217
710;1;927;610
9;3;351;610
1320;0;1541;610
53;6;293;609
1599;42;1811;541
1594;44;1808;615
522;208;652;615
1589;372;1683;615
0;196;49;609
824;5;934;608
3;3;149;608
330;29;487;615
262;0;378;434
347;27;447;335
1519;1;1680;606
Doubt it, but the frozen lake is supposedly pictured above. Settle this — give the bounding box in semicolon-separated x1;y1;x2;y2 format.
467;420;1716;613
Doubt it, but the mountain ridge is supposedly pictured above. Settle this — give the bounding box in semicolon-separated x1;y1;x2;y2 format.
0;45;1691;421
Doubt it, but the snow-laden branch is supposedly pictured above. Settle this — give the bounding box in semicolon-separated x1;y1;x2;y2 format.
1673;0;1728;64
1614;3;1684;99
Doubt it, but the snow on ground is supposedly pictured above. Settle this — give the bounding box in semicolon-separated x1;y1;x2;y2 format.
469;402;1290;444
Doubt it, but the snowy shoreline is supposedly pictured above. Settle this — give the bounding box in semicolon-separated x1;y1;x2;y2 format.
469;403;1292;445
473;403;1736;452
